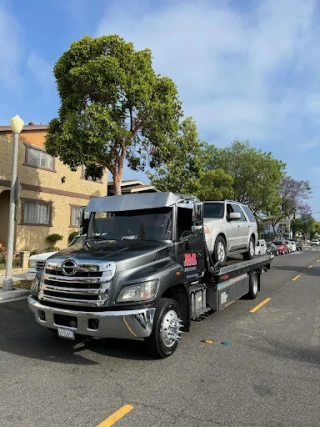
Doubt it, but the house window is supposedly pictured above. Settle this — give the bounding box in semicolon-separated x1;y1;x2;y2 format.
81;165;102;182
26;146;54;170
70;206;81;227
22;200;51;225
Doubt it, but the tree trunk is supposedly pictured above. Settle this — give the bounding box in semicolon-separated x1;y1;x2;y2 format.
113;173;122;196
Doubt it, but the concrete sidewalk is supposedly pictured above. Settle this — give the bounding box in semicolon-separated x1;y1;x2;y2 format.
0;272;31;303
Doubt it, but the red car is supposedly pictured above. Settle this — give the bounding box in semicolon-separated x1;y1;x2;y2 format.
273;241;289;255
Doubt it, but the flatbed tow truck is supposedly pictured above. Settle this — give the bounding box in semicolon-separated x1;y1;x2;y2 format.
28;192;272;358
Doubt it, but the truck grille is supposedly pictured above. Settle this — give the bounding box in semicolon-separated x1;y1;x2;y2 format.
38;259;116;308
36;261;45;271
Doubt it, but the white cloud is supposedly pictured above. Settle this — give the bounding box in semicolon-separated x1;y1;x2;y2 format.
27;52;54;88
0;3;24;88
96;0;319;148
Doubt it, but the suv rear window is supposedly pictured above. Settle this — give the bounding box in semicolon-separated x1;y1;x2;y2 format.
203;203;225;219
241;205;256;223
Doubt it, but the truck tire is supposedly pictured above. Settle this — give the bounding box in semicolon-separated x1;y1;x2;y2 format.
243;236;255;260
247;271;259;299
145;298;182;359
213;236;227;265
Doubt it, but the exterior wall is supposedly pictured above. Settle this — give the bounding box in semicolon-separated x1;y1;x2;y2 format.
1;129;47;149
15;190;92;251
0;133;107;252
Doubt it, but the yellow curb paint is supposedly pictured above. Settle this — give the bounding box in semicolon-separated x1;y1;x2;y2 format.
308;265;313;269
250;298;271;313
97;405;134;427
292;275;300;281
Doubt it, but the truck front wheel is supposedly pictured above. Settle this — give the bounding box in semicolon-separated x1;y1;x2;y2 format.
145;298;183;359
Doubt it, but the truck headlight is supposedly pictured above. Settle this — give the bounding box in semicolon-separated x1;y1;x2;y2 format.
31;275;41;296
117;280;158;303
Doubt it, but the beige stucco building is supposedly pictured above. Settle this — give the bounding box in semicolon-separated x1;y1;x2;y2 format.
0;123;107;252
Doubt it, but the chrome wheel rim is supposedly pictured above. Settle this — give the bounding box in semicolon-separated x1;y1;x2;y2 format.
249;241;254;257
160;310;182;348
217;242;225;262
252;274;258;294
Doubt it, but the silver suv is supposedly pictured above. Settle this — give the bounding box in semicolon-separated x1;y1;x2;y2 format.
203;200;258;264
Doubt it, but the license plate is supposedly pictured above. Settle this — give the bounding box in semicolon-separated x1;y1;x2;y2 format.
57;327;75;340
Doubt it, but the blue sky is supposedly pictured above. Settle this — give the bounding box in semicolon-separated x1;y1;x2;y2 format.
1;0;320;217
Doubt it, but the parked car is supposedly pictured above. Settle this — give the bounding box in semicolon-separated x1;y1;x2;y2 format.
291;239;302;251
273;241;289;255
311;239;320;246
203;200;258;264
267;242;279;256
26;235;86;280
255;239;267;256
284;240;296;252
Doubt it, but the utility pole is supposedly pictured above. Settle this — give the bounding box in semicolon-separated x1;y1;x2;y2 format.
2;115;24;291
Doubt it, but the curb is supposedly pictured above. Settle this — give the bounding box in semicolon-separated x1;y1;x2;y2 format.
0;288;30;303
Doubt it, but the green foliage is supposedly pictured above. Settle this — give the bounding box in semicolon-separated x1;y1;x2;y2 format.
46;246;60;252
206;140;286;214
46;34;182;195
147;117;206;195
195;169;234;201
46;234;63;245
68;231;78;243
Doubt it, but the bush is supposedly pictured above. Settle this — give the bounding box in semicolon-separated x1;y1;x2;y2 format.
46;246;60;252
46;234;63;246
68;231;78;243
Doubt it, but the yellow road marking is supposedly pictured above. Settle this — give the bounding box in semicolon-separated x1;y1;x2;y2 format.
250;298;271;313
308;265;313;269
292;275;300;281
97;405;134;427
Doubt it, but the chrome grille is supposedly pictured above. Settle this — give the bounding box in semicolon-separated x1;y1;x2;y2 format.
39;259;116;307
36;261;45;271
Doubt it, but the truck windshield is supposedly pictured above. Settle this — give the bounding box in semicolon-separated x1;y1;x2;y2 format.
203;202;225;219
89;207;172;241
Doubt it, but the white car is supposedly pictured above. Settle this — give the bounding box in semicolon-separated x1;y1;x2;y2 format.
284;240;296;252
26;235;85;280
311;239;320;246
255;239;267;256
203;200;258;264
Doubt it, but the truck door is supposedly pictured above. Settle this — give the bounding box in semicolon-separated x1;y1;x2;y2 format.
176;206;205;280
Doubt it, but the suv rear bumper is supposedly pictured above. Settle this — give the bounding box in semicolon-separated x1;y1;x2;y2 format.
28;296;156;339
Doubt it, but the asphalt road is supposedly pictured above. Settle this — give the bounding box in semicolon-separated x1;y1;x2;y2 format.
0;249;319;427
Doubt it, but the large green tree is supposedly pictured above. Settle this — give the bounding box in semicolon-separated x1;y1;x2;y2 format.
46;35;182;195
206;140;286;214
195;169;234;201
147;117;205;195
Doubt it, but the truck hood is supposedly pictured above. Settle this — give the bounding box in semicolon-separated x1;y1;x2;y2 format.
46;239;173;272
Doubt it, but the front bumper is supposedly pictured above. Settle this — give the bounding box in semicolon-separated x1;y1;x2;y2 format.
28;296;156;340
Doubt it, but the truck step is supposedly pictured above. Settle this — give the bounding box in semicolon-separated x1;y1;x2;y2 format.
191;307;211;321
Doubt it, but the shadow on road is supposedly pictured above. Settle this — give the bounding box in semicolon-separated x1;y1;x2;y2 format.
250;338;320;367
0;300;152;364
272;265;320;277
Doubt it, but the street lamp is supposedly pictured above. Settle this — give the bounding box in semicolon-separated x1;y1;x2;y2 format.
2;115;24;291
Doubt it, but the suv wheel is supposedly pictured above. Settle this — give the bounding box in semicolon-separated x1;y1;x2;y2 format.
213;236;227;265
244;236;255;260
